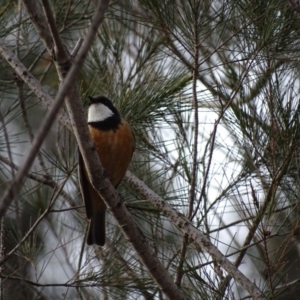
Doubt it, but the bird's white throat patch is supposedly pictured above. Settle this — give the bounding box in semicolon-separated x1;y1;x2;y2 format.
88;103;114;123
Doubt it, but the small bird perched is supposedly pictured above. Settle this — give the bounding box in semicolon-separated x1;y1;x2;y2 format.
78;96;135;246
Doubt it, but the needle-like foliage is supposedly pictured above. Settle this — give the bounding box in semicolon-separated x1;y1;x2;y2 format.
1;0;300;299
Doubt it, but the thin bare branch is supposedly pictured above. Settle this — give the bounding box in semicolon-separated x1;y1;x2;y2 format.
175;2;201;288
0;39;71;130
124;171;266;300
71;38;84;58
41;0;68;62
21;0;53;52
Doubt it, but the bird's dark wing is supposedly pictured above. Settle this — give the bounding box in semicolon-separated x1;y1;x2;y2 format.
78;148;93;219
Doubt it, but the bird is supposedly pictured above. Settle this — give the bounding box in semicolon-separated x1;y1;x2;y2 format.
78;95;135;246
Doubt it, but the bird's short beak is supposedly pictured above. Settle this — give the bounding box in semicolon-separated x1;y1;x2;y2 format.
88;96;95;104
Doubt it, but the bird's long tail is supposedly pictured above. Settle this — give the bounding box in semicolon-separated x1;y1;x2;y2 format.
87;209;106;246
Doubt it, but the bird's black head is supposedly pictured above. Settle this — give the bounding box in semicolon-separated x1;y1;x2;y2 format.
88;96;121;130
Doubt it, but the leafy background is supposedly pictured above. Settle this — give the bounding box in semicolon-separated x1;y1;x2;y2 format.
1;0;300;299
